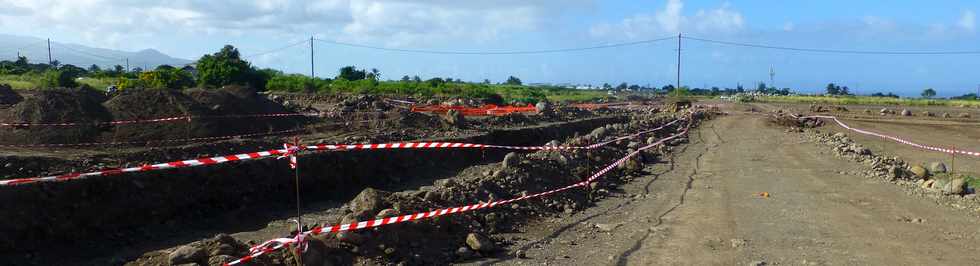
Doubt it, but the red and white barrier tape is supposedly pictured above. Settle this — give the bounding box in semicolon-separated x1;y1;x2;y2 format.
384;98;416;105
0;119;682;186
800;115;980;157
0;148;292;186
224;119;694;266
306;119;680;152
0;112;319;127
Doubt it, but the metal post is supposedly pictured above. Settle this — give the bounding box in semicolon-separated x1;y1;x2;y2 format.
126;58;130;72
293;137;302;230
950;146;955;174
310;36;315;78
46;38;52;65
676;33;681;90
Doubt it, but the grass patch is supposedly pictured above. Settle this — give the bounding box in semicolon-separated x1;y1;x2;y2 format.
0;74;39;89
759;95;980;108
1;74;118;90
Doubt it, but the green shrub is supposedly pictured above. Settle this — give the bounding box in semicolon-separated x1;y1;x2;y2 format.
38;69;78;88
138;68;194;89
266;74;330;93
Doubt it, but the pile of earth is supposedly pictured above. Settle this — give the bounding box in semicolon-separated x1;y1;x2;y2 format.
133;110;709;266
767;110;823;129
0;86;309;145
800;129;980;214
0;84;23;106
0;88;110;144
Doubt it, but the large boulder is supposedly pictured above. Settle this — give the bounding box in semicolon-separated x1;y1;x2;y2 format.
590;127;608;139
168;245;206;265
444;109;465;128
944;178;966;195
502;152;520;168
910;165;929;179
929;162;947;174
901;109;912;116
465;233;496;252
349;188;390;215
535;101;552;113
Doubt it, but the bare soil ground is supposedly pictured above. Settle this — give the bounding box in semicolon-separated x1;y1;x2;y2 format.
758;102;980;173
466;110;980;266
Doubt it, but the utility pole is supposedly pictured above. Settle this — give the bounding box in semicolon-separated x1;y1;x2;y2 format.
126;58;129;72
676;33;682;90
769;64;775;89
46;38;52;65
310;35;315;78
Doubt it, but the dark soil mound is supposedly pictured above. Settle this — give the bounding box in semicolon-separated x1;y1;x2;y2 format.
0;86;308;145
185;86;307;136
103;88;216;141
397;110;443;128
0;88;111;144
0;84;23;105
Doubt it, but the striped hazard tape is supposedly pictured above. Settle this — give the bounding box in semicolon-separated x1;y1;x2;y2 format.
224;118;694;266
0;119;682;186
800;115;980;157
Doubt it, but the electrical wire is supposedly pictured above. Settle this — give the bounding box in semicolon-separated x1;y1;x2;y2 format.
682;35;980;55
0;39;48;54
51;42;126;62
313;36;677;55
244;39;311;58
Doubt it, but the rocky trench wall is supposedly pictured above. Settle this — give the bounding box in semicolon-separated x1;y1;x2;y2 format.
0;116;626;254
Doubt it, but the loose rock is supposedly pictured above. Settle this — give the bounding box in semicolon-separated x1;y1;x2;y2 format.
444;109;466;128
929;162;947;174
465;233;496;252
350;188;389;214
168;245;206;265
944;178;966;195
910;165;929;179
502;152;520;168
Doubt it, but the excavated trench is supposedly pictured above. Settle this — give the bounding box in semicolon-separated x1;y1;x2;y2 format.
0;115;626;263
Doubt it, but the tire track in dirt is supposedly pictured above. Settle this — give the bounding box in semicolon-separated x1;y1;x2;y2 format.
616;125;720;266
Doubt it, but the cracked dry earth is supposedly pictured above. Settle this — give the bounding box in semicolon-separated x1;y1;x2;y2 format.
465;113;980;266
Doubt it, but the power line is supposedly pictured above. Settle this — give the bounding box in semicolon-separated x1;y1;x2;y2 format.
243;39;311;58
313;36;677;55
50;42;126;62
682;35;980;55
0;39;49;55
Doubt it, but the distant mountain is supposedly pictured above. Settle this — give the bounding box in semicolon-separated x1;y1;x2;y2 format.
0;34;192;69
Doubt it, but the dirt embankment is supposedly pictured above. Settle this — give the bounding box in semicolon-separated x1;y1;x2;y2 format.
0;86;308;145
123;110;705;266
0;114;628;265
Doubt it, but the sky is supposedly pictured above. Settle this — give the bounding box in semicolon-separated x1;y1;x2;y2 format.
0;0;978;96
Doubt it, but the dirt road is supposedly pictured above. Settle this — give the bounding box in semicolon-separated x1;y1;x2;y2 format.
469;113;980;265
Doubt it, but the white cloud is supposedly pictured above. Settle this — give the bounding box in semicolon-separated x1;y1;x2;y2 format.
861;16;896;31
692;3;743;33
0;0;586;49
589;0;744;40
782;22;795;32
656;0;684;33
958;10;976;31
